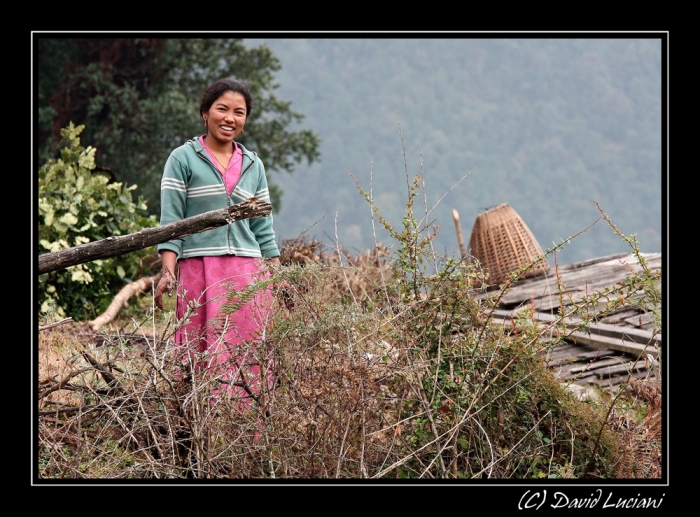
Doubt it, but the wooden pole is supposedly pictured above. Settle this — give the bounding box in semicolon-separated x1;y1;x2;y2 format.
38;198;272;275
452;209;468;261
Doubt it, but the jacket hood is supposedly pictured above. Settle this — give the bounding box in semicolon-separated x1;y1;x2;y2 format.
186;136;258;161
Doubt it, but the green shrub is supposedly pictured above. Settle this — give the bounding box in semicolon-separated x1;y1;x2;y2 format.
38;123;158;320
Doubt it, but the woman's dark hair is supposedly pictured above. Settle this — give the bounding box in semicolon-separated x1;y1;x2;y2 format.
199;78;253;120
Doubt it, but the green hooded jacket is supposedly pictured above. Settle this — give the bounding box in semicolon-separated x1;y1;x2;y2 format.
157;137;280;260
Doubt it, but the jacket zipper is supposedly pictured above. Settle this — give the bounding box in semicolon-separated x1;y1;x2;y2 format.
197;145;257;256
229;155;256;254
197;147;255;204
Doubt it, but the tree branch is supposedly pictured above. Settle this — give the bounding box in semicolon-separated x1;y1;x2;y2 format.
38;199;272;275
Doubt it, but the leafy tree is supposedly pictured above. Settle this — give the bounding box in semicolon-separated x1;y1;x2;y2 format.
36;38;321;215
38;123;158;320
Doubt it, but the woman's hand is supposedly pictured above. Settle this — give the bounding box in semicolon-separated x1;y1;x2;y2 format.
265;256;294;310
154;271;175;310
155;251;177;310
265;256;281;271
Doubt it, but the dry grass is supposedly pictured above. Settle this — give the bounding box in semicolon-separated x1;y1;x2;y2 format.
36;238;661;480
609;379;663;479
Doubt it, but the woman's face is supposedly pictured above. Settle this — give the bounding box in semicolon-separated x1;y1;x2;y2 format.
203;91;247;147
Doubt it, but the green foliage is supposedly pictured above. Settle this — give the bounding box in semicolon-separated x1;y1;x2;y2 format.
38;123;158;320
348;162;596;477
36;38;321;216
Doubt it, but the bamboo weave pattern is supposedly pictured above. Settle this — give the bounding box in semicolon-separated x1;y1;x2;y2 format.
468;203;549;284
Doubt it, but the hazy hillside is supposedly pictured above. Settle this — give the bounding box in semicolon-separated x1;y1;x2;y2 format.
244;37;663;265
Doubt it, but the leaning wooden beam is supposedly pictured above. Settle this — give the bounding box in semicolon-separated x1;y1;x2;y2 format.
38;198;272;275
88;273;162;331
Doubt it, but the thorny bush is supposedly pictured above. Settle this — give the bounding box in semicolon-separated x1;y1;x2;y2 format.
37;141;661;480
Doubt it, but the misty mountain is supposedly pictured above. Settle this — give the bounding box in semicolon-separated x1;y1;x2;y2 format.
244;37;663;265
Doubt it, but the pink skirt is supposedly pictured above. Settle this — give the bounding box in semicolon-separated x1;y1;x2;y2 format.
175;255;273;411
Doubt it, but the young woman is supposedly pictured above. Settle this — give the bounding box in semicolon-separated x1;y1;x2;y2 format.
154;78;280;413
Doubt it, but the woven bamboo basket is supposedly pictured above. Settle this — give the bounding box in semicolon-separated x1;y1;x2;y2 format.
468;203;549;285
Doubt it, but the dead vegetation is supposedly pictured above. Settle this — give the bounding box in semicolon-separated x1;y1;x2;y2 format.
36;237;662;480
608;379;663;479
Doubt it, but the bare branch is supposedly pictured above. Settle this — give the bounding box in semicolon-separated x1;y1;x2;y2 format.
38;198;272;275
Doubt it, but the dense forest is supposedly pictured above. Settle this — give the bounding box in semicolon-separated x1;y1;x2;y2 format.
244;37;663;264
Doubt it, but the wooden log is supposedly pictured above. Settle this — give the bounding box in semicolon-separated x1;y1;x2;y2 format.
87;273;161;331
38;198;272;275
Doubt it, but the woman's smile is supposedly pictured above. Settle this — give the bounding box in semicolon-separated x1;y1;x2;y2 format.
205;91;247;148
